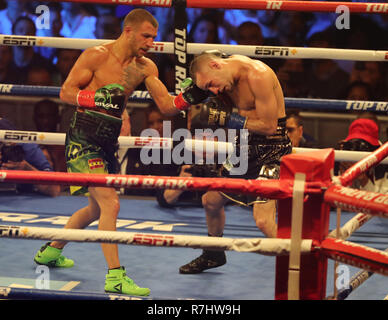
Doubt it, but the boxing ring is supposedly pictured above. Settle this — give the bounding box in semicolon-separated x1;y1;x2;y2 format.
0;0;388;301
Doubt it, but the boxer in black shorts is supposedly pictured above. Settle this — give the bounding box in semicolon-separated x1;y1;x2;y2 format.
179;51;291;274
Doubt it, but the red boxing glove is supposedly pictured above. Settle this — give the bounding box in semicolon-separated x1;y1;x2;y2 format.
173;78;209;111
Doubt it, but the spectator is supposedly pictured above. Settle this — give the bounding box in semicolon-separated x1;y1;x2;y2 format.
350;62;387;101
286;110;318;148
53;48;82;85
343;81;373;101
339;16;385;50
0;117;60;197
156;114;221;207
0;0;32;35
0;45;19;84
27;65;53;86
235;21;280;70
277;59;309;98
223;9;261;43
256;10;281;40
337;117;386;193
33;99;66;173
276;12;313;46
36;3;63;62
188;13;220;44
60;2;96;39
94;13;122;40
11;16;55;84
305;29;350;99
187;8;229;44
235;21;264;46
305;12;336;40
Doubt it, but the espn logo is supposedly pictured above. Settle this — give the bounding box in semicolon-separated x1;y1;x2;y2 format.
133;233;174;246
134;137;170;148
2;36;36;46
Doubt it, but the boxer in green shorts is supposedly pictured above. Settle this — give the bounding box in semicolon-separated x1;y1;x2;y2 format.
33;8;209;297
66;108;122;195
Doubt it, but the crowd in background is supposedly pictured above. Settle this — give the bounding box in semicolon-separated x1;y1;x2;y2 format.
0;0;387;199
0;1;387;100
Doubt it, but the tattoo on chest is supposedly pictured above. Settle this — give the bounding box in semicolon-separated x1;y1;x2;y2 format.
122;62;146;93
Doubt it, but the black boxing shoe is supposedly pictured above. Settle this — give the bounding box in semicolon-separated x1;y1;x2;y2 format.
179;250;226;274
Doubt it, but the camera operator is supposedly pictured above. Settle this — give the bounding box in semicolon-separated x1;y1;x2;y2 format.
0;117;60;197
156;163;221;207
156;114;223;207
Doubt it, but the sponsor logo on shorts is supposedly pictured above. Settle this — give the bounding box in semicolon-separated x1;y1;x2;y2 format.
0;84;13;93
88;158;104;170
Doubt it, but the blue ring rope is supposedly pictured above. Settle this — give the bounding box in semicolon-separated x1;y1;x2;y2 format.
0;285;192;300
0;83;387;113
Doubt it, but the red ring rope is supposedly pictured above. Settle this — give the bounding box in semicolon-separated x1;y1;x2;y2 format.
52;0;388;14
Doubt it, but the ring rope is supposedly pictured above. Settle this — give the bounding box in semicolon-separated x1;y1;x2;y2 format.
2;129;388;165
44;0;388;14
1;83;387;114
2;2;387;298
2;222;387;277
2;34;388;61
0;130;233;154
0;286;191;300
337;142;388;187
0;224;313;256
0;169;299;199
328;213;373;240
324;184;388;218
336;248;388;300
320;238;388;276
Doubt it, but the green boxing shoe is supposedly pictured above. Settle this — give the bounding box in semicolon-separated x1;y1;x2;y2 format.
105;267;150;296
34;242;74;268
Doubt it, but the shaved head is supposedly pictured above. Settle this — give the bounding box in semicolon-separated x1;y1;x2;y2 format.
189;52;221;82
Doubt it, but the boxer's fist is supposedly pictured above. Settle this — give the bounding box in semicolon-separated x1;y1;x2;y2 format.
199;97;247;130
77;84;126;117
173;78;209;111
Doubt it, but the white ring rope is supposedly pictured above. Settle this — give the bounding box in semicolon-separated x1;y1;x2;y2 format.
0;130;234;154
0;224;313;256
1;130;387;164
328;213;373;240
1;34;388;61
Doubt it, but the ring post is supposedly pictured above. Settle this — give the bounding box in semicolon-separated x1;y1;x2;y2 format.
275;149;334;300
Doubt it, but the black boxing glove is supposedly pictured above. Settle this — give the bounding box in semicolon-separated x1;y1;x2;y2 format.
173;78;209;111
199;97;247;130
76;83;126;117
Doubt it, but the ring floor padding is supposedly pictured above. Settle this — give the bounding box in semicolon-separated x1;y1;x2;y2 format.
0;193;387;300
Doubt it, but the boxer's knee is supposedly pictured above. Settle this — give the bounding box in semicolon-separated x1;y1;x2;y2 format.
202;192;224;215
